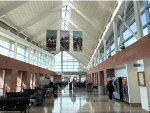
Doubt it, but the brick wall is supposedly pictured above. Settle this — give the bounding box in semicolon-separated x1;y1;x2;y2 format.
87;34;150;85
0;54;59;93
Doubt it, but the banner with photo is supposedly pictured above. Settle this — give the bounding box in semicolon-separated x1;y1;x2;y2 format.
60;30;70;51
73;31;82;51
46;30;57;51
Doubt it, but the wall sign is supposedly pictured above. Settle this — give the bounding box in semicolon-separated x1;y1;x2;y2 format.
137;72;146;87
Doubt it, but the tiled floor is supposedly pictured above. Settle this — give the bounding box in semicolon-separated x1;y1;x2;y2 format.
0;86;148;113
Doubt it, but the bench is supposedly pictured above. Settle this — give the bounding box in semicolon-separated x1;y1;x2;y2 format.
6;92;30;99
23;89;37;99
24;89;44;105
0;98;30;113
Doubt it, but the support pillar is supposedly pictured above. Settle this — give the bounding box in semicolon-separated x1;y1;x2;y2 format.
133;1;143;39
56;30;60;52
113;21;119;53
61;51;63;72
79;75;81;82
142;58;150;111
143;1;150;33
103;39;107;60
13;40;17;59
98;49;100;64
5;69;18;92
89;74;90;82
126;63;141;105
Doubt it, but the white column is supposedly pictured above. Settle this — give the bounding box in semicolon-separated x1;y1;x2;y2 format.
97;49;100;64
143;58;150;111
113;21;119;53
24;46;27;62
90;62;92;68
79;75;81;82
70;31;73;51
13;40;17;59
94;53;96;66
94;54;96;66
103;39;107;60
126;63;141;105
56;30;60;52
143;1;150;33
133;1;143;39
9;41;12;57
133;2;147;110
28;47;31;63
61;51;63;72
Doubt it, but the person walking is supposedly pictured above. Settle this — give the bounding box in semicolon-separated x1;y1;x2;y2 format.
106;80;114;100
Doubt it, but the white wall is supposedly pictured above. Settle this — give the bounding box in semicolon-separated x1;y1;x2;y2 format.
143;58;150;111
136;59;149;111
137;60;144;72
140;87;149;111
114;66;128;77
126;63;141;104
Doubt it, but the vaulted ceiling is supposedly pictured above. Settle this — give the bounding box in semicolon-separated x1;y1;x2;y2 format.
0;1;117;66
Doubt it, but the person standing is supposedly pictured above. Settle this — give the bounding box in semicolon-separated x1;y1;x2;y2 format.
72;79;76;90
106;80;114;100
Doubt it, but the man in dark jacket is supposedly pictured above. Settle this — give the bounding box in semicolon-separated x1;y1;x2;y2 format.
106;80;114;100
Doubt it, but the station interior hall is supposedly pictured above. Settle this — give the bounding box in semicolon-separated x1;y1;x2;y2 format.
0;0;150;113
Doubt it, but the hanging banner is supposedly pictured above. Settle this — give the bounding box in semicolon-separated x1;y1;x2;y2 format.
73;31;82;51
46;30;57;51
60;30;70;51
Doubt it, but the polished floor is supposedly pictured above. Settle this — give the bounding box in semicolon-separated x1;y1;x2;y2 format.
0;86;148;113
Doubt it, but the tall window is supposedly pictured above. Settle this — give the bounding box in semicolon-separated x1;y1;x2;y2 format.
16;43;26;62
0;35;10;57
0;34;54;70
0;70;5;96
16;71;23;92
63;51;82;71
54;52;61;71
54;51;85;72
30;73;33;89
32;74;36;88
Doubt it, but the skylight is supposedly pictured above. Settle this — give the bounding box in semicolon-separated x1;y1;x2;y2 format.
61;1;73;30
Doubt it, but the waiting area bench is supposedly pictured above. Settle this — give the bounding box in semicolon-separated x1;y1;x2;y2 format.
24;89;45;105
6;92;30;99
0;98;30;113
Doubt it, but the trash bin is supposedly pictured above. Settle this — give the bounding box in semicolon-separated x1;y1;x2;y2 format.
86;83;93;92
98;85;105;95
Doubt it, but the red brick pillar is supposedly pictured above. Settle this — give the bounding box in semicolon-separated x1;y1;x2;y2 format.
5;69;18;92
92;73;94;84
94;73;96;85
87;75;89;82
100;71;104;85
26;72;31;89
22;71;27;89
90;74;92;83
103;70;107;86
35;73;40;87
